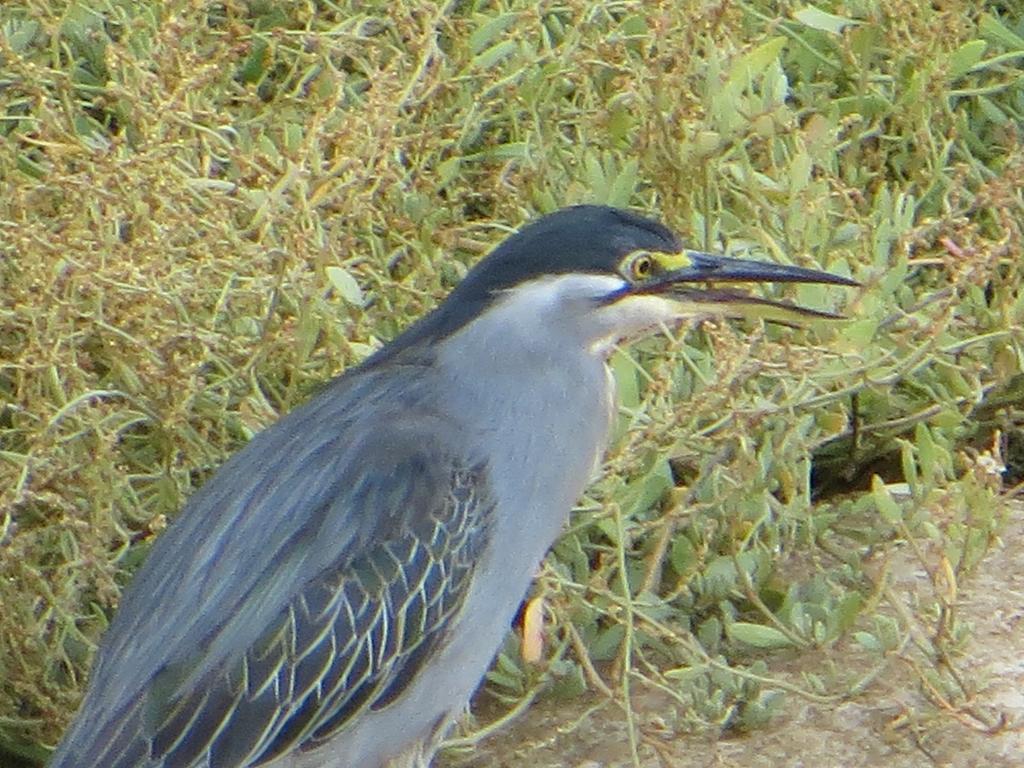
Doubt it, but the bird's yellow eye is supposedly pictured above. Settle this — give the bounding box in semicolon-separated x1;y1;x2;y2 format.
629;252;654;280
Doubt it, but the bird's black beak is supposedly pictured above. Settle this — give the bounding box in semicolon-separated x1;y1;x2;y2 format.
642;250;859;321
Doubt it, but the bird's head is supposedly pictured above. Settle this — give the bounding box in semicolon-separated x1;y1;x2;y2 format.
447;206;855;350
371;205;858;364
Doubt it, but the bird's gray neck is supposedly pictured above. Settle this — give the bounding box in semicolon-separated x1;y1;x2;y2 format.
433;301;615;575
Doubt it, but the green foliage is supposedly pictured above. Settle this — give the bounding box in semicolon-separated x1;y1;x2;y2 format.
1;0;1022;764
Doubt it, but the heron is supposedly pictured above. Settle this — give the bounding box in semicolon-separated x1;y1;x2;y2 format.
50;204;856;768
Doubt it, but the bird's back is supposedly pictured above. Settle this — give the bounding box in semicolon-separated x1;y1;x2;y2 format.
49;360;495;768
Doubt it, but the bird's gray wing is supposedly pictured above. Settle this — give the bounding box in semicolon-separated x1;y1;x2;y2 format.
51;373;494;768
143;465;489;768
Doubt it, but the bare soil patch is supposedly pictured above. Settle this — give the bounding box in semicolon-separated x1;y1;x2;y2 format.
443;502;1024;768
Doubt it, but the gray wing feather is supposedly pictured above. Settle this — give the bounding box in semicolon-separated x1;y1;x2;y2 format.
50;367;493;768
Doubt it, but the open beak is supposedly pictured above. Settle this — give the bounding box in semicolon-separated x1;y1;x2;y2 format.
642;250;859;322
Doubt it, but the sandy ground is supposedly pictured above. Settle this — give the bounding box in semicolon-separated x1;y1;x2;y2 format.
441;502;1024;768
